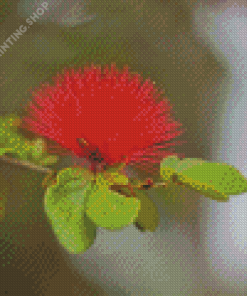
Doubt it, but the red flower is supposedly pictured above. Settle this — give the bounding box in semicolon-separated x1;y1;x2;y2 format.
21;63;186;174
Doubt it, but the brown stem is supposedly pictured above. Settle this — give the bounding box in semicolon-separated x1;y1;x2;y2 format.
127;183;136;197
0;154;53;174
0;155;172;189
116;181;170;192
134;221;145;232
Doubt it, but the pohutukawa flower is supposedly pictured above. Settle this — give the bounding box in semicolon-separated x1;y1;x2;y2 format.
21;63;186;175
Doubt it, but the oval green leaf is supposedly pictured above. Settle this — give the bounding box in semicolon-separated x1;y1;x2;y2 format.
0;115;31;160
176;162;247;199
117;186;160;232
56;167;95;186
160;156;181;182
30;138;46;160
102;171;129;186
160;156;206;182
174;158;207;173
133;189;159;232
86;184;140;230
44;178;96;254
0;148;6;156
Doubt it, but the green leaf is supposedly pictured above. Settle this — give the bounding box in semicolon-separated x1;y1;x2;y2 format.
28;138;60;166
160;156;247;200
86;182;140;230
29;138;46;160
0;115;33;160
132;189;159;232
116;186;160;232
160;156;207;182
56;167;95;186
160;156;181;182
95;173;111;187
44;177;97;254
0;114;21;126
0;115;59;166
0;115;22;137
0;148;6;156
173;157;207;173
102;170;129;186
176;162;247;199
